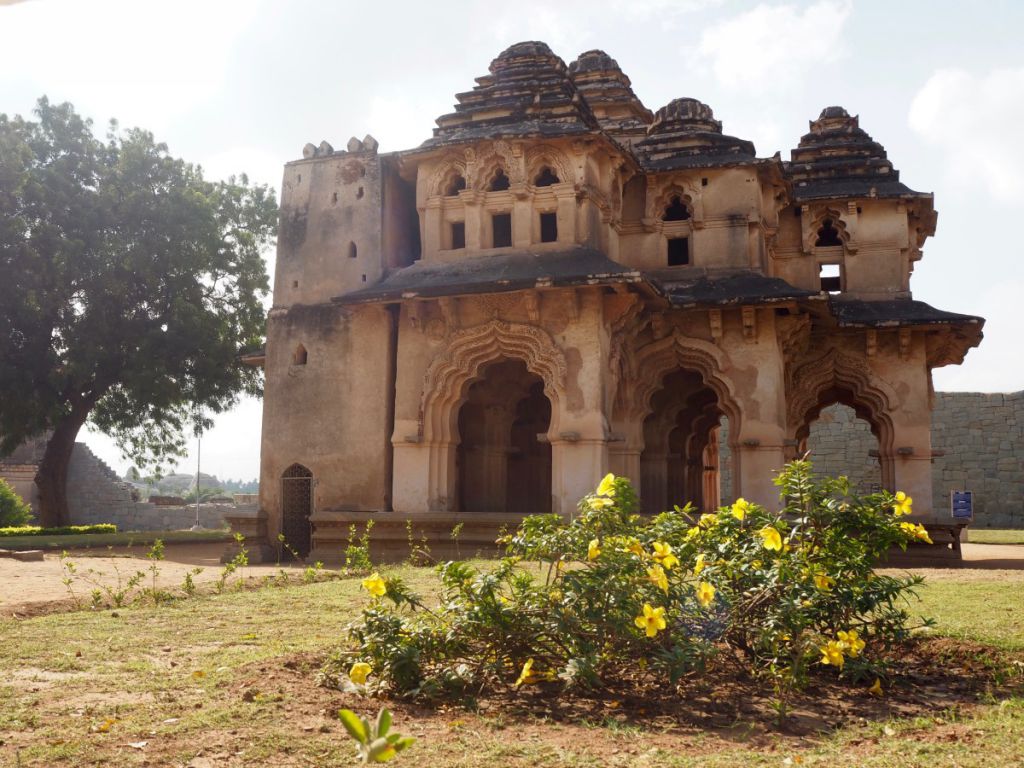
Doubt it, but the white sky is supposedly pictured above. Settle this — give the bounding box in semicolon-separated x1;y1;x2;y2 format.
2;0;1022;480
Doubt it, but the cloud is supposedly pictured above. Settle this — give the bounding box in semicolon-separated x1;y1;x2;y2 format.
693;0;852;90
909;67;1024;206
0;0;259;131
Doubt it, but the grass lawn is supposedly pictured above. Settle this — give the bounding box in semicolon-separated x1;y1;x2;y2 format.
0;529;232;550
968;529;1024;545
2;563;1023;767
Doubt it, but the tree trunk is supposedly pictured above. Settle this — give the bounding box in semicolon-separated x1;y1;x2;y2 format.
34;408;89;528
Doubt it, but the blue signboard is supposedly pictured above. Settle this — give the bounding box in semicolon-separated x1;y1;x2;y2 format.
951;490;973;520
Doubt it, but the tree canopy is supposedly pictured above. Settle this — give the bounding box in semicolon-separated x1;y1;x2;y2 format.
0;98;277;526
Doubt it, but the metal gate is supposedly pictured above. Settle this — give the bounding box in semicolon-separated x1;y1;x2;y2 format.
281;464;313;559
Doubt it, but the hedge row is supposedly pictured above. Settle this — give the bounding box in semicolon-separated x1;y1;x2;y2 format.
0;524;118;537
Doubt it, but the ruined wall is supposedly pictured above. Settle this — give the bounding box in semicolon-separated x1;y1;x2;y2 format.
931;392;1024;528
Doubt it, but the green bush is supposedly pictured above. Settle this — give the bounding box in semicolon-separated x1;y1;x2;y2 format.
0;479;32;527
329;461;932;705
0;523;117;537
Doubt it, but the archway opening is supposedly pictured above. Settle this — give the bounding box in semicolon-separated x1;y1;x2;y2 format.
798;399;883;494
640;368;725;513
281;464;313;559
456;359;551;513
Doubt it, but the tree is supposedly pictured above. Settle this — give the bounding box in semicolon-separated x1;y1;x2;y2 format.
0;98;277;527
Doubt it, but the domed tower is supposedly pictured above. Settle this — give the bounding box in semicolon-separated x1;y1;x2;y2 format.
568;49;653;148
636;98;756;168
778;106;938;299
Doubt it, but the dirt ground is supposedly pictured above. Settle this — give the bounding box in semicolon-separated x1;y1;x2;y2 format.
1;540;1022;617
0;542;306;616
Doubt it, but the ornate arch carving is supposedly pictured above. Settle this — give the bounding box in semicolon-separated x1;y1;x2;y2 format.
427;154;469;197
804;205;852;251
419;320;566;442
645;178;703;222
524;144;574;187
616;332;740;429
786;347;897;450
473;140;525;189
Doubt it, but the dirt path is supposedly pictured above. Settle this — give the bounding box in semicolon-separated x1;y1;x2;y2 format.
0;542;311;616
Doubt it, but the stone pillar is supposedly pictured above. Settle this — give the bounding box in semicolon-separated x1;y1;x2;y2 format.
551;435;607;516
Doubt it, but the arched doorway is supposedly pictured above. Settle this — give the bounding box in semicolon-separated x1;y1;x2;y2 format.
281;463;313;559
798;399;884;494
640;368;727;513
456;359;552;513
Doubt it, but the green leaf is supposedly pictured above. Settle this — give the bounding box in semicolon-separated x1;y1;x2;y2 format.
375;706;392;737
338;709;368;744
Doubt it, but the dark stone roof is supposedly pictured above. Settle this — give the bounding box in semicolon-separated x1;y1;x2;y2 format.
785;107;927;202
635;98;757;172
423;41;600;147
828;298;984;328
647;271;819;307
567;50;652;145
334;248;643;304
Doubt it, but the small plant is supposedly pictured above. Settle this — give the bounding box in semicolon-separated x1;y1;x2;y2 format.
403;519;432;566
181;567;204;597
59;552;81;608
278;532;301;563
303;561;325;584
216;533;249;593
142;539;168;604
338;707;414;763
345;520;375;574
450;522;464;559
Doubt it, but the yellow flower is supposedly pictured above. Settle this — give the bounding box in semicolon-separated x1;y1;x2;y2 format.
892;491;913;517
699;513;719;528
361;572;387;597
813;572;835;592
634;603;667;638
596;473;616;497
819;640;845;667
647;564;669;594
899;521;933;544
837;629;866;657
696;581;716;609
515;658;536;687
652;541;679;569
589;496;614;510
868;678;883;697
758;526;783;551
685;526;701;541
730;498;751;521
693;553;706;575
587;538;601;561
622;537;645;557
349;662;372;685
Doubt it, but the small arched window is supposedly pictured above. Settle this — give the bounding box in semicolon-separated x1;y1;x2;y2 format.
488;168;510;192
292;344;308;366
445;174;466;196
815;218;843;247
662;195;691;222
347;241;357;259
534;166;559;187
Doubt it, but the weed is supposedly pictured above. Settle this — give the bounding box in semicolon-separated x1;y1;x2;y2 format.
345;520;375;574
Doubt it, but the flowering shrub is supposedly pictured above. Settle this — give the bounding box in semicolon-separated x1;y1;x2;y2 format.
328;460;931;705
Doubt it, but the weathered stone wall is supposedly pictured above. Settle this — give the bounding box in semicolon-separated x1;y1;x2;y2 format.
931;392;1023;529
804;405;882;494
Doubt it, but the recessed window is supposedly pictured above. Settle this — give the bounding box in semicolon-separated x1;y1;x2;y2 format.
347;242;357;259
492;213;512;248
445;174;466;196
488;168;510;192
292;344;307;366
539;212;558;243
534;166;559;187
356;186;364;199
667;237;689;266
701;177;709;187
662;195;691;222
815;218;843;247
820;263;842;293
331;191;338;204
292;280;299;288
450;221;466;250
